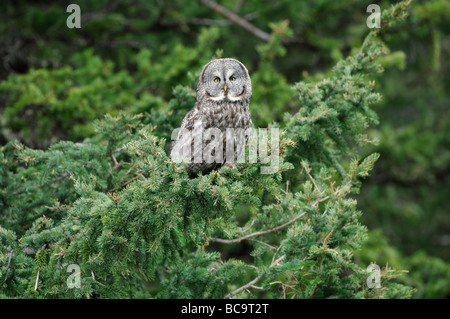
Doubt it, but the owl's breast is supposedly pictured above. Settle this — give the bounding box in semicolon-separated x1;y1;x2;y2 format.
207;103;251;130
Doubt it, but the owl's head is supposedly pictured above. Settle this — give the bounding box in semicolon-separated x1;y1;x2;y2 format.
198;58;252;103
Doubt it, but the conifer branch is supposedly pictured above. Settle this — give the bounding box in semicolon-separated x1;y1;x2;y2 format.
225;255;285;299
34;268;40;291
199;0;271;42
48;172;70;186
1;250;14;285
210;212;306;244
225;272;264;299
106;172;144;193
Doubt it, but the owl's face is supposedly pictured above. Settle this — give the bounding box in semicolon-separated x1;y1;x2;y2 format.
200;58;251;102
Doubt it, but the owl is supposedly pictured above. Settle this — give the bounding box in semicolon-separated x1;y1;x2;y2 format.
171;58;252;176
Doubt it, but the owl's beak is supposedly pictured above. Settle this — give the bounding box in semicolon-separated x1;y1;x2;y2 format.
223;84;227;92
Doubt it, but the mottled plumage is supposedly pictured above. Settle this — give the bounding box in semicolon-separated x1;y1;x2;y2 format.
171;58;252;176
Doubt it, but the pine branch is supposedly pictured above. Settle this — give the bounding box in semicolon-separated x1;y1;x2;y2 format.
1;250;14;285
185;12;258;26
34;268;40;291
225;255;285;299
199;0;271;42
210;212;306;244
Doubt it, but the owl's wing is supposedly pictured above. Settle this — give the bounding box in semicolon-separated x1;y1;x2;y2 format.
170;106;201;163
179;106;200;132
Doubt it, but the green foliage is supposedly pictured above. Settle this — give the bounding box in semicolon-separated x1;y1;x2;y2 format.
355;1;450;298
1;0;448;299
0;27;222;149
1;52;149;148
251;20;297;127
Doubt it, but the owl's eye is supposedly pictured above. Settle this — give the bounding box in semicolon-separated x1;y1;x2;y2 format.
230;76;236;81
214;77;220;83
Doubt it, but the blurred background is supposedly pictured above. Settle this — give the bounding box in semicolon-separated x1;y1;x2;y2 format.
0;0;448;298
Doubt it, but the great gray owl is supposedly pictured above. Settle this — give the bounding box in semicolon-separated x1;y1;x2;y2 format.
171;58;252;176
